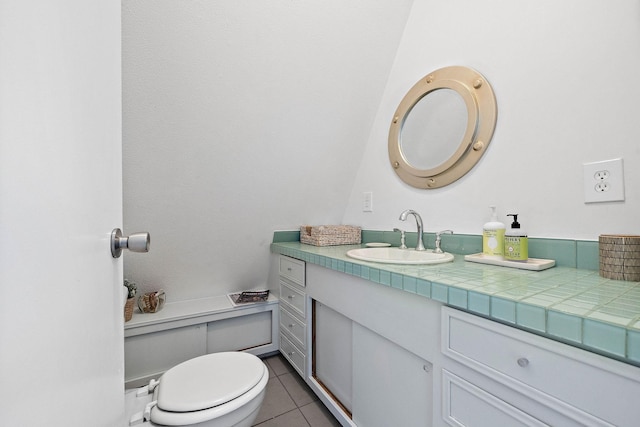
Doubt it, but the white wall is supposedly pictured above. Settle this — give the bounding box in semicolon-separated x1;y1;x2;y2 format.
123;0;413;300
344;0;640;240
124;0;640;302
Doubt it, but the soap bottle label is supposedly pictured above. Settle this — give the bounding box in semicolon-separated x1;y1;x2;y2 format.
505;236;528;261
483;229;505;256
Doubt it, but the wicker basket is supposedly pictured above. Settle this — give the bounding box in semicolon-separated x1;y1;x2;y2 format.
599;235;640;281
300;225;361;246
124;298;135;322
137;290;166;313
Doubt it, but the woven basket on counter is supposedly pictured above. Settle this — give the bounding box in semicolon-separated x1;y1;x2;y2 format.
599;235;640;281
300;225;361;246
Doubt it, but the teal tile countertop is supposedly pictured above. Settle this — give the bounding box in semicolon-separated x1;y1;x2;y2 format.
271;240;640;367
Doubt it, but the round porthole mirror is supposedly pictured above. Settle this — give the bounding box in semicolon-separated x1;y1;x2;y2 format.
388;66;497;189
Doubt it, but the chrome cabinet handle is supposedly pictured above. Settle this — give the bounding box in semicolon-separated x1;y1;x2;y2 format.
517;357;529;368
111;228;150;258
287;295;295;299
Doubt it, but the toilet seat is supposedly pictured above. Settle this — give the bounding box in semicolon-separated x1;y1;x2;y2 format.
149;352;268;426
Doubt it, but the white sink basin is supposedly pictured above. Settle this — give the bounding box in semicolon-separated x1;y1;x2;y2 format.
346;247;454;265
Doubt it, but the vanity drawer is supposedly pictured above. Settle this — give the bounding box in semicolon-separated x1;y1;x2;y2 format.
280;332;305;376
442;369;547;427
442;307;640;426
280;280;306;318
279;306;305;349
279;256;305;287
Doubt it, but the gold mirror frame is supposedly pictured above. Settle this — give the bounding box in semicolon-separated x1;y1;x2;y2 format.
389;66;497;189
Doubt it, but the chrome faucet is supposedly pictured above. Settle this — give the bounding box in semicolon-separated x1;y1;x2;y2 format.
434;230;453;254
393;228;407;249
399;209;426;251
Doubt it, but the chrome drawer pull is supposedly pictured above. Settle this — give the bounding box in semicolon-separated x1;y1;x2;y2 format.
517;357;529;368
287;295;295;299
288;324;295;328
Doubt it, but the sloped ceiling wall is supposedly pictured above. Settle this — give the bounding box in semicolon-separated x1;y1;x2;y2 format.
122;0;414;300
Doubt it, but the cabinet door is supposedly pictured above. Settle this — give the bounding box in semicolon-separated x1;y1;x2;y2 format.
442;307;640;426
442;370;548;427
281;332;306;377
313;300;352;413
280;306;306;349
280;280;306;317
125;324;206;387
279;255;305;286
352;323;433;427
207;311;272;353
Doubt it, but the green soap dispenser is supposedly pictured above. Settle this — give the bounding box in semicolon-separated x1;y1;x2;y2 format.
505;214;528;261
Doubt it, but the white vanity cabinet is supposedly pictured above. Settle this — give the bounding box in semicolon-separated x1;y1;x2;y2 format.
441;307;640;427
278;256;308;376
272;250;640;427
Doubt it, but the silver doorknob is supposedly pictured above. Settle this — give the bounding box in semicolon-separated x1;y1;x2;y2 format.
111;228;150;258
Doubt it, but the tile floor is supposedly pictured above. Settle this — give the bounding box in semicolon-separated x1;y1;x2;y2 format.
254;354;341;427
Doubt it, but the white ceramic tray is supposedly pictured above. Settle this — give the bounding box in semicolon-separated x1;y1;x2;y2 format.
464;253;555;271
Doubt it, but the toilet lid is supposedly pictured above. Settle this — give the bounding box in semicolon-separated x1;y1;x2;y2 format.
156;352;266;413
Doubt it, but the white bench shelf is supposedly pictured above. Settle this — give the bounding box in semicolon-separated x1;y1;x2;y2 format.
124;294;279;388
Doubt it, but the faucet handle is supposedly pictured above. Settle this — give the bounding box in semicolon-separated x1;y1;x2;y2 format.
434;230;453;253
393;228;407;249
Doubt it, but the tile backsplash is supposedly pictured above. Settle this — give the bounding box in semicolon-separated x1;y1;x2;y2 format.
273;229;600;270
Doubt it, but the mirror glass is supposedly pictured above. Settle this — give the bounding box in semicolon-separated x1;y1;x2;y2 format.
400;89;468;170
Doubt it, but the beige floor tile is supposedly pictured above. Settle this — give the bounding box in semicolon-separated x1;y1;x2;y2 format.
255;409;311;427
300;401;342;427
279;372;318;407
254;355;340;427
265;354;295;376
265;362;276;379
254;377;297;424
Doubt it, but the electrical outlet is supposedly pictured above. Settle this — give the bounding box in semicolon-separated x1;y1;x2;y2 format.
583;158;625;203
363;192;373;212
594;182;610;192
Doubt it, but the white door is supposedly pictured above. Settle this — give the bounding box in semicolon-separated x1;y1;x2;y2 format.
0;1;124;426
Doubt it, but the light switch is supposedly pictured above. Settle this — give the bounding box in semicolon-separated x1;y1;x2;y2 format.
363;192;373;212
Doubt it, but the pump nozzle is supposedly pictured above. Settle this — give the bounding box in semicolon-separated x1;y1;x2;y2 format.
489;205;498;221
507;214;520;228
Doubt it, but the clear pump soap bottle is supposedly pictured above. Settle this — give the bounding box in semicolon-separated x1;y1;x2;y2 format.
505;214;528;261
482;206;505;258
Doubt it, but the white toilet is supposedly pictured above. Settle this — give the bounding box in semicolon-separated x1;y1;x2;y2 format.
126;352;269;427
